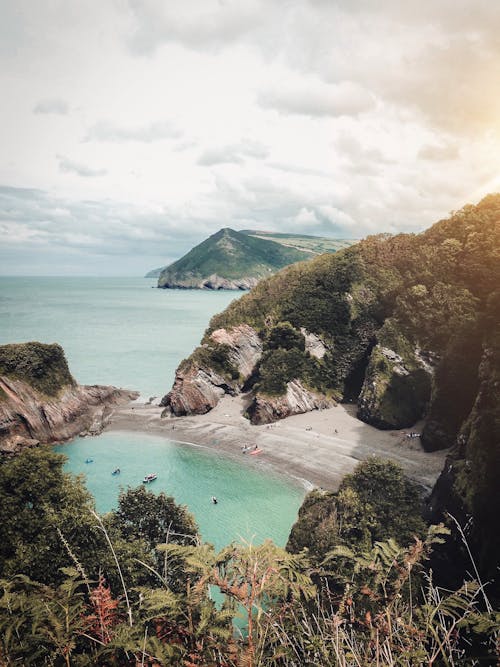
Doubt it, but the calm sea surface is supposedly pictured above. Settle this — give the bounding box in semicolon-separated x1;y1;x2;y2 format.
0;277;305;547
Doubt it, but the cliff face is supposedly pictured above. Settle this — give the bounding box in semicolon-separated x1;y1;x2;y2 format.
158;273;260;291
161;322;335;422
0;342;138;454
246;380;333;424
160;324;262;415
426;303;500;597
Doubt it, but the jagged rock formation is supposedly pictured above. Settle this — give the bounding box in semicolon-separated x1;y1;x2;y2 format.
0;342;137;454
246;380;333;424
161;324;262;415
161;366;234;417
156;228;311;290
160;273;261;291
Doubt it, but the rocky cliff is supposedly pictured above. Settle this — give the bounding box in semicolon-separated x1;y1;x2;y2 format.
246;380;334;424
0;342;138;454
159;273;260;290
425;298;500;598
162;196;499;437
160;324;261;415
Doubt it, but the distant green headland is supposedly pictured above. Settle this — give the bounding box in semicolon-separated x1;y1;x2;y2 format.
146;227;355;288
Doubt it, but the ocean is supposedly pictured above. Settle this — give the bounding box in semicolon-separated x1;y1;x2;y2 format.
0;277;305;548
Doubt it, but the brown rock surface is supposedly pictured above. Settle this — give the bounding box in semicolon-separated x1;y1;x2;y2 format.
0;376;138;454
160;366;234;416
247;380;334;425
161;324;262;416
209;324;262;377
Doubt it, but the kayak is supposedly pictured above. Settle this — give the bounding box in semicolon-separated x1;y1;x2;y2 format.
250;448;263;456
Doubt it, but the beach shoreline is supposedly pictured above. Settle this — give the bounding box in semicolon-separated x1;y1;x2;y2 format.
105;395;448;492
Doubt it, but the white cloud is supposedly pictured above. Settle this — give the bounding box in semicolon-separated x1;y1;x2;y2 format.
198;140;268;166
57;156;107;178
85;120;182;143
33;98;69;115
258;80;375;118
1;0;500;274
126;0;264;55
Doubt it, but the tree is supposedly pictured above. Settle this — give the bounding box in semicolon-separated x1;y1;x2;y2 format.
109;486;199;588
288;458;426;563
0;448;102;585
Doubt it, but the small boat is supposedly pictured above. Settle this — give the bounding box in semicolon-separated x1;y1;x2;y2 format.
112;468;121;475
143;473;157;484
85;458;94;464
250;448;263;456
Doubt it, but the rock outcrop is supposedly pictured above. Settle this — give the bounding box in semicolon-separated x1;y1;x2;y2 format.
357;344;432;429
210;324;262;377
0;376;137;454
160;366;234;416
246;380;334;425
159;273;260;291
160;324;262;416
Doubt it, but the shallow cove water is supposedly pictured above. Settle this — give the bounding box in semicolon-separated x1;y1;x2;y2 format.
54;431;304;550
1;277;305;547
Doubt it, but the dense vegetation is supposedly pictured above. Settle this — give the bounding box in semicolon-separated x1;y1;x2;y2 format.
1;448;498;665
157;228;311;287
177;195;500;609
0;342;75;398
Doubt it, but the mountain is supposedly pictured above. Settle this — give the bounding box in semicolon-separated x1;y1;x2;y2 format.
161;195;500;595
156;227;312;290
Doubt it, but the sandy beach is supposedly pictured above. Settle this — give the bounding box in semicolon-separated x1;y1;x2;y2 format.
106;395;448;492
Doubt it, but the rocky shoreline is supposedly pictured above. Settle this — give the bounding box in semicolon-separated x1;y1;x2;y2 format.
0;376;138;455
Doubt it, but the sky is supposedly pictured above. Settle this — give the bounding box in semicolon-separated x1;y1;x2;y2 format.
2;0;500;276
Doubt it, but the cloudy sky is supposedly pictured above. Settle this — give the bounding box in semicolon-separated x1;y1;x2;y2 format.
2;0;500;275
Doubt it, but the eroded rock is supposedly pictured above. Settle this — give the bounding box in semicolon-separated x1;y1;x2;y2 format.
247;380;334;425
0;376;138;454
300;328;327;360
160;366;233;416
161;324;262;416
210;324;262;377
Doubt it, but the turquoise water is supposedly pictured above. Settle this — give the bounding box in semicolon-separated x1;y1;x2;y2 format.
54;431;304;550
0;277;237;397
1;277;305;547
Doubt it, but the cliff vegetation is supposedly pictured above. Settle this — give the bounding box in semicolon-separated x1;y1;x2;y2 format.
0;342;75;398
0;448;498;665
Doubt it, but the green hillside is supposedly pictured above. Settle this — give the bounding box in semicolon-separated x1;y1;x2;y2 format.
181;195;500;594
241;230;355;255
157;227;312;289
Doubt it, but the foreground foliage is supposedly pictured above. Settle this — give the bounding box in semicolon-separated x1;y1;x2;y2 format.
0;449;498;665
